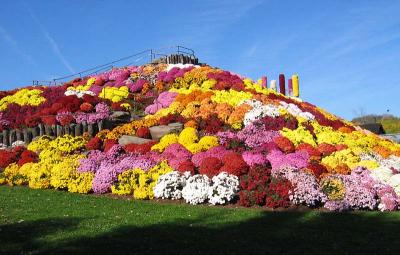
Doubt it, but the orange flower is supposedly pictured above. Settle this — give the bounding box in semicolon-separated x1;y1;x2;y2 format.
373;145;391;158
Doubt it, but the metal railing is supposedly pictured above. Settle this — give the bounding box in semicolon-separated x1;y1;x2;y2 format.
32;46;197;86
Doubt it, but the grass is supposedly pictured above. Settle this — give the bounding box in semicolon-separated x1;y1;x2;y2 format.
1;186;400;254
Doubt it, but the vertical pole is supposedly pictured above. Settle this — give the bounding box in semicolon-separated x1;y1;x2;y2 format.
279;74;286;95
261;76;267;88
288;79;293;97
292;74;299;97
270;80;277;92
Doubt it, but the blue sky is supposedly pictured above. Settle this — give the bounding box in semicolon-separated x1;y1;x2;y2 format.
0;0;399;120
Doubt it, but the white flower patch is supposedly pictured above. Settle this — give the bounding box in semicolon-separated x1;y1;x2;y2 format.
388;174;400;196
208;172;239;205
242;100;280;126
182;174;211;205
0;143;7;149
64;90;96;98
279;101;315;121
153;171;187;200
166;64;199;72
11;140;26;147
369;166;394;184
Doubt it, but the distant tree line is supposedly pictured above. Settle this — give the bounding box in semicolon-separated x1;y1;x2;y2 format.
352;114;400;134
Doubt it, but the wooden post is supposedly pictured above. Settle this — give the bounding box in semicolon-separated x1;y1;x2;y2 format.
16;129;23;141
2;130;9;146
75;123;82;136
279;74;286;95
23;129;31;144
38;123;44;136
9;130;16;146
31;126;39;139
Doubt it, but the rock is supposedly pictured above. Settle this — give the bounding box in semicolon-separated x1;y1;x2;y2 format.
110;111;130;121
118;135;153;146
168;122;183;130
149;124;182;141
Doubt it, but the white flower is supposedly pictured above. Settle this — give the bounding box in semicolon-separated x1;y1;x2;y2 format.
64;90;95;98
207;172;239;205
166;64;199;72
279;101;315;121
182;174;211;205
369;166;394;184
153;171;186;200
11;140;25;147
242;100;280;126
388;174;400;196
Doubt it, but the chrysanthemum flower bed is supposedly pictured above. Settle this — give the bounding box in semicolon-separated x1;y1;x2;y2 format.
1;63;400;212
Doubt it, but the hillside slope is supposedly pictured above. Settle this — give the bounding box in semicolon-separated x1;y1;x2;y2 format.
1;63;400;211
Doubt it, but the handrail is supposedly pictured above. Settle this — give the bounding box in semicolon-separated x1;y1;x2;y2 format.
32;45;197;86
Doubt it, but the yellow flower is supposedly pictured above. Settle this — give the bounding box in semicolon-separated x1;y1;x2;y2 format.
151;133;179;152
0;88;46;111
321;177;346;200
211;89;253;106
280;126;316;146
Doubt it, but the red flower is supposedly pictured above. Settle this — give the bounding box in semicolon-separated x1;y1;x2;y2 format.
220;152;249;176
136;127;151;139
0;150;18;168
199;157;223;177
124;141;156;155
296;143;321;160
17;150;38;166
80;103;94;113
317;143;336;156
177;160;196;175
111;102;123;111
265;178;292;208
41;116;57;126
103;139;118;152
274;136;295;153
305;162;327;178
86;137;102;151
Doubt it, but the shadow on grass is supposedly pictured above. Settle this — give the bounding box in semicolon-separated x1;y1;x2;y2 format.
0;217;82;255
2;211;400;255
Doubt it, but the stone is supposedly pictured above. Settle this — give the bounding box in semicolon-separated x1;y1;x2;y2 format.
149;124;182;141
118;135;153;146
109;111;130;122
168;122;183;130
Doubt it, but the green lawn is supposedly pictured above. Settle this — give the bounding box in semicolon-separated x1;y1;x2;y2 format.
1;186;400;254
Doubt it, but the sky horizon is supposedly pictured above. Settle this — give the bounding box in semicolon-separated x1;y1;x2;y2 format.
0;0;399;120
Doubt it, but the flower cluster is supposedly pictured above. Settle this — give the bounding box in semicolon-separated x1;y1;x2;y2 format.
2;61;400;212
